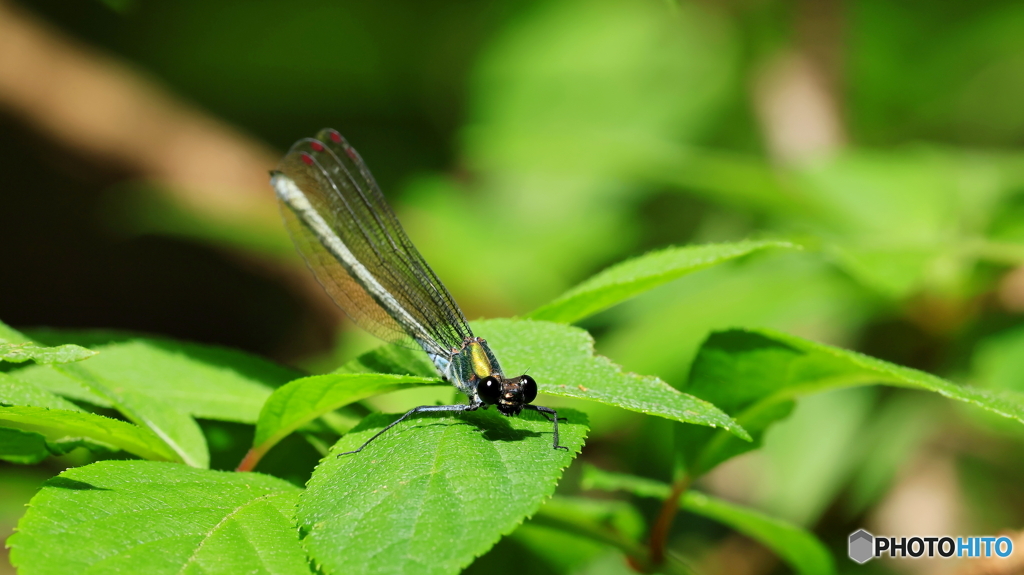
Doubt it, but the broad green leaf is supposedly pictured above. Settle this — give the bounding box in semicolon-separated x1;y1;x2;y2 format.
477;319;749;439
0;372;83;411
0;425;119;465
54;361;210;468
0;427;51;464
7;362;112;407
0;405;178;462
679;328;1024;475
0;342;97;364
580;465;836;575
298;408;588;575
11;334;300;468
323;319;747;439
242;373;441;470
8;460;312;575
20;337;299;423
527;240;797;324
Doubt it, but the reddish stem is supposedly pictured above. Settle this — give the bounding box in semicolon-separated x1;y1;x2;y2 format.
235;447;265;472
648;475;691;567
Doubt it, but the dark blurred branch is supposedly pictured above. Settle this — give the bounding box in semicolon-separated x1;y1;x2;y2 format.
0;0;279;221
0;0;346;353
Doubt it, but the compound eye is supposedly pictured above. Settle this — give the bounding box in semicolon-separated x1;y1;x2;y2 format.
521;375;537;404
477;376;501;405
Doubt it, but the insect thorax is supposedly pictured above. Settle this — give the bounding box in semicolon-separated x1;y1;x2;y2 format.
432;338;504;398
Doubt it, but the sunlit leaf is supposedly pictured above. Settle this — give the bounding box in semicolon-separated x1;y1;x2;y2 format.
242;373;441;470
11;333;300;468
478;319;749;439
0;342;97;364
299;409;588;575
527;241;798;324
8;461;312;575
679;328;1024;474
0;427;51;465
324;319;747;439
0;406;178;462
0;372;83;411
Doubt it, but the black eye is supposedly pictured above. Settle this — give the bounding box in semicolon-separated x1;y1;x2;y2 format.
477;376;501;404
521;375;537;404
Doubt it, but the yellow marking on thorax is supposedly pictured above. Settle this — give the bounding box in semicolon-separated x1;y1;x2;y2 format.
469;342;493;379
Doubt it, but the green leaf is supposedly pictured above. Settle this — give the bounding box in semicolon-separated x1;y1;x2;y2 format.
23;337;299;423
0;405;179;462
680;328;1024;475
243;373;442;470
12;335;300;468
0;342;97;364
527;241;798;324
54;362;210;468
8;460;312;575
0;372;83;411
298;408;588;575
321;319;747;439
477;319;749;439
0;427;51;464
6;363;112;407
580;465;836;575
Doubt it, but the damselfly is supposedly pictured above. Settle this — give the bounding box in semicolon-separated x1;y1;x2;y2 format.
270;128;567;454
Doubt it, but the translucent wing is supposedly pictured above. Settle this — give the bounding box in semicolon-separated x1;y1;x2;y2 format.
271;128;473;356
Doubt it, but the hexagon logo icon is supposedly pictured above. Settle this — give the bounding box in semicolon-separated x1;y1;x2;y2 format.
849;529;874;564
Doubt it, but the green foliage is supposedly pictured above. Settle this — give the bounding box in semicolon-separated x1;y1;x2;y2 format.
0;372;83;412
0;320;96;365
8;461;310;575
10;335;300;468
581;465;836;575
7;1;1024;573
298;409;587;575
246;373;442;469
476;319;749;439
0;406;177;462
0;342;96;365
678;328;1024;475
527;240;798;324
7;229;1024;573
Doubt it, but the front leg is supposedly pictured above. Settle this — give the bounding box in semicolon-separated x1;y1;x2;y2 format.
338;403;479;456
523;404;569;451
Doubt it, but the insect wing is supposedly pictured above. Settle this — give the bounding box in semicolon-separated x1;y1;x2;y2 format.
272;130;472;355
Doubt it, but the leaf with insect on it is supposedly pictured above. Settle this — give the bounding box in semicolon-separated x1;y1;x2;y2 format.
298;408;589;575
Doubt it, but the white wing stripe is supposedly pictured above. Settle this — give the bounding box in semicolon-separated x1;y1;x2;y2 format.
271;173;444;355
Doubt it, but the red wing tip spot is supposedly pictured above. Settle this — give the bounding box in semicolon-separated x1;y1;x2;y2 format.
310;141;324;152
345;147;358;160
329;130;342;143
301;153;314;165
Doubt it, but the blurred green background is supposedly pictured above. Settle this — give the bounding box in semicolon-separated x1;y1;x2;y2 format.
3;0;1024;573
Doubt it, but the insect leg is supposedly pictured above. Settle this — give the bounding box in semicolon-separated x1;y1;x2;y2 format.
524;405;569;451
338;403;479;456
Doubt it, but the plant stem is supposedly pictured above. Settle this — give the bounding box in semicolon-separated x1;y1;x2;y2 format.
648;474;691;566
